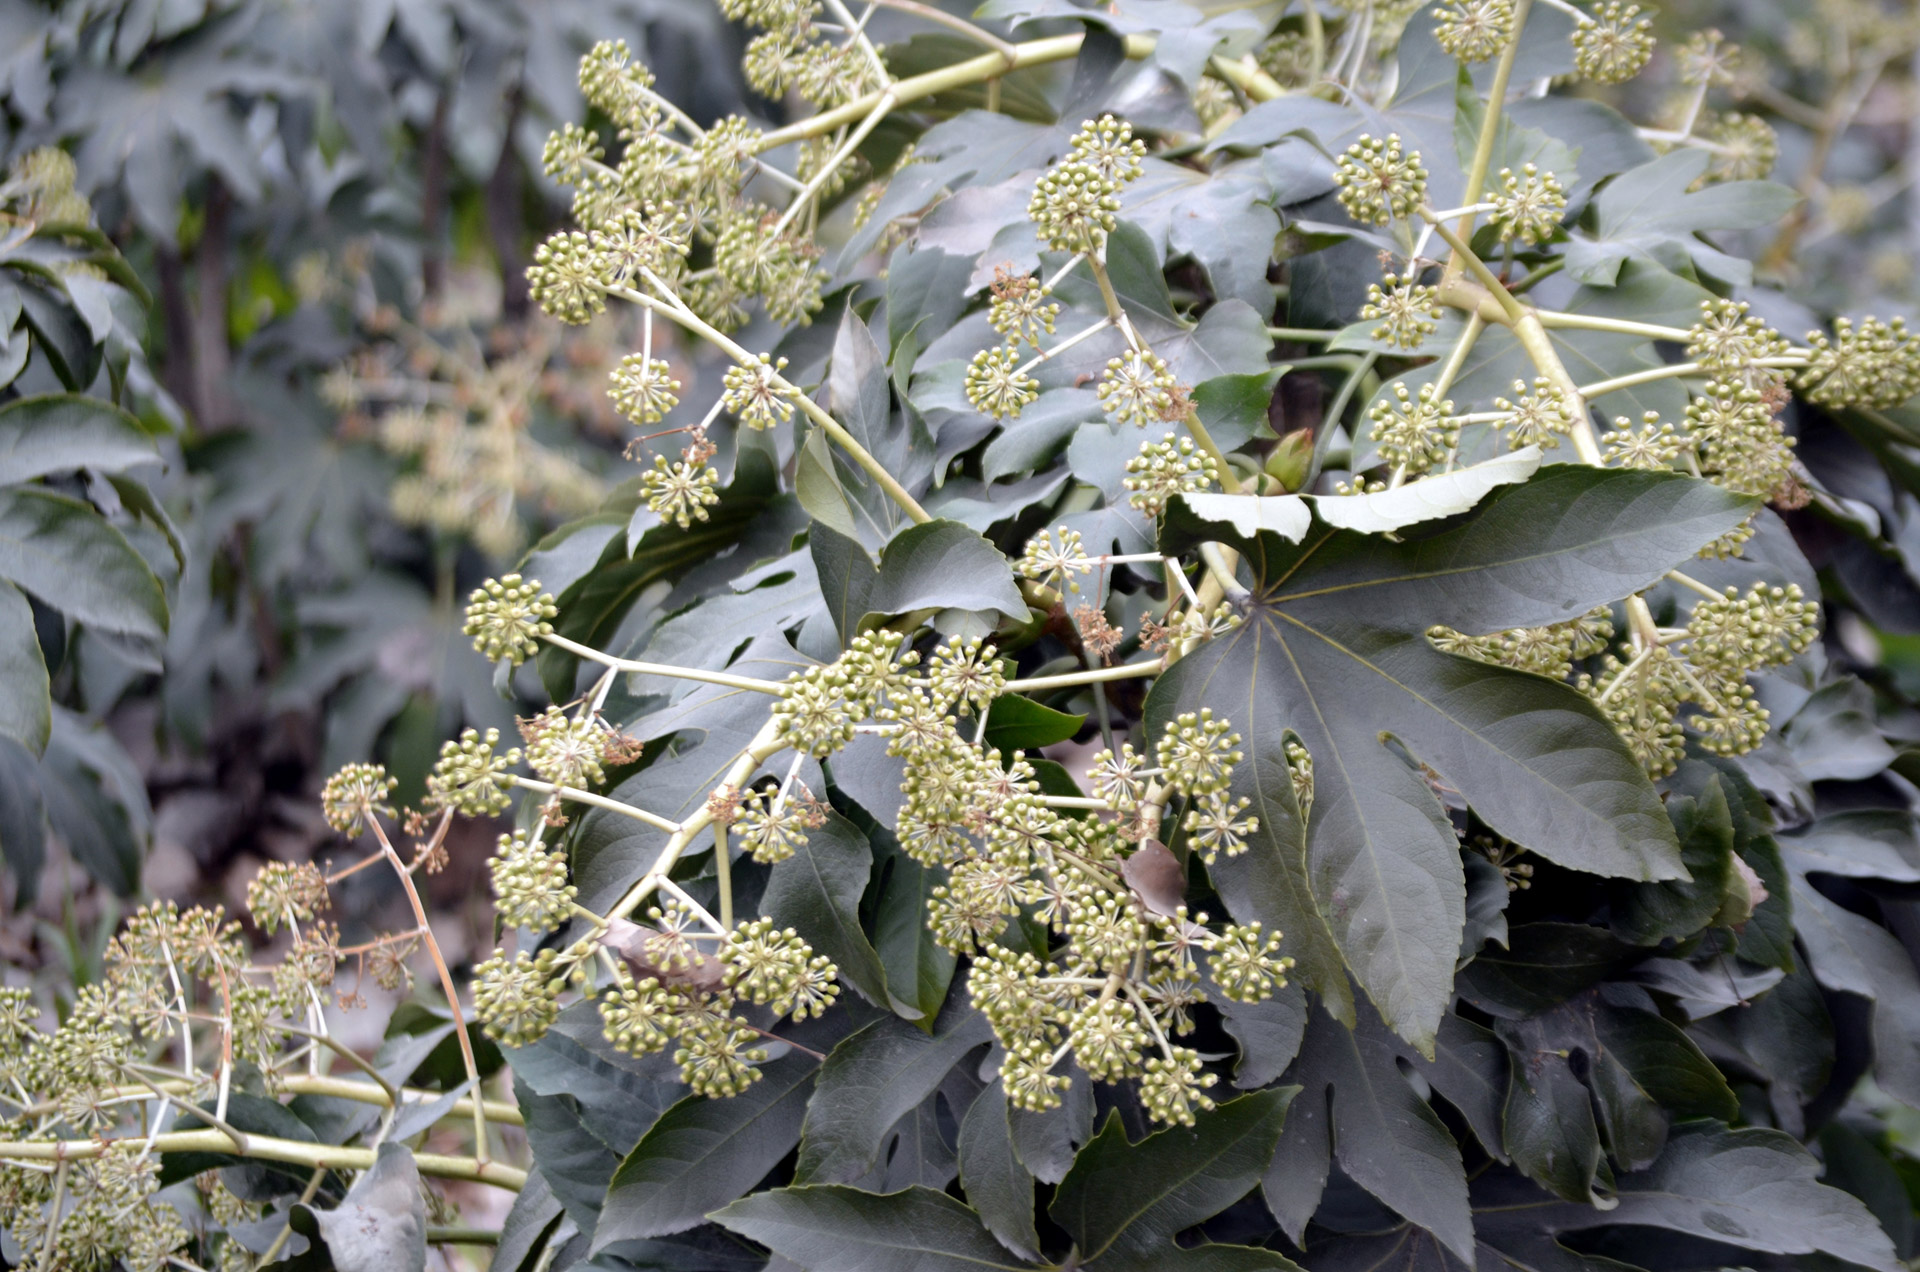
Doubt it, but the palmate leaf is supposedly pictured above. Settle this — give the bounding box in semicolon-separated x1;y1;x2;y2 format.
712;1184;1036;1271
1051;1089;1298;1270
1148;468;1750;1046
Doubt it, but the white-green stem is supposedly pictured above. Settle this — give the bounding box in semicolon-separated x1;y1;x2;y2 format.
511;776;681;833
1005;662;1160;693
541;632;783;693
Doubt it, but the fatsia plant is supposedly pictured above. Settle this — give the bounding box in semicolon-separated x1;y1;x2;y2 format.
6;1;1920;1270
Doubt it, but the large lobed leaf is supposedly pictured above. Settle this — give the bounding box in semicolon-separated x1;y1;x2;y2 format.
1150;467;1750;1047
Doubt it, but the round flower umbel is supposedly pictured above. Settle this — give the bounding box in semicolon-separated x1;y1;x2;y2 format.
1798;315;1920;410
966;345;1040;421
988;267;1060;349
474;949;565;1047
1017;525;1093;594
609;354;681;424
528;230;607;325
1069;113;1148;185
1029;159;1121;253
428;727;522;817
320;762;397;835
721;918;841;1019
640;454;722;528
1125;433;1219;517
464;574;558;665
489;830;577;933
1157;708;1243;798
1602;413;1686;470
1434;0;1515;62
723;354;800;429
1702;113;1778;184
1488;164;1567;245
525;707;609;790
1493;377;1575;450
1368;382;1460;476
1572;2;1656;84
1361;273;1443;350
1687;298;1790;383
1334;134;1428;226
1098;349;1179;427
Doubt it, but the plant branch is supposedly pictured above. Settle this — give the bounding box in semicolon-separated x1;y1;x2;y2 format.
0;1130;526;1189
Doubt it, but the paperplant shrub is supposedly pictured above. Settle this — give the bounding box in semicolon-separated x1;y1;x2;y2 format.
8;1;1920;1270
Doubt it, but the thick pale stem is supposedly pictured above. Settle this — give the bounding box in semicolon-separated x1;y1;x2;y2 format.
1005;661;1160;693
540;632;783;693
0;1130;526;1189
512;776;681;833
1448;0;1535;279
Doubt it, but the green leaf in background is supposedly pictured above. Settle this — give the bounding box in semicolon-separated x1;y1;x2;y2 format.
0;485;166;642
712;1184;1035;1271
982;692;1084;751
956;1081;1041;1261
593;1053;817;1248
794;1004;992;1183
0;577;49;753
1563;149;1799;287
1051;1088;1295;1267
1612;774;1735;945
761;808;892;1011
874;839;957;1024
0;393;158;483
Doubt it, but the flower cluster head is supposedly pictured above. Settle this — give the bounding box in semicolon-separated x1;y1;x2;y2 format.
1488;164;1567;245
723;354;800;429
1125;433;1219;516
1334;134;1428;226
734;787;818;863
1701;113;1778;184
772;633;919;760
475;949;566;1046
1433;608;1616;682
1686;378;1795;498
1435;0;1515;61
1099;349;1180;426
966;345;1040;421
321;762;396;835
246;861;330;934
1687;298;1790;385
1798;315;1920;410
1493;378;1576;450
1018;525;1094;593
1369;382;1460;475
1602;412;1684;470
429;727;522;817
1362;273;1443;350
464;574;558;665
1157;708;1243;797
926;635;1007;716
1572;2;1656;84
490;830;577;932
989;267;1061;350
527;230;607;325
1029;160;1122;253
1070;114;1148;185
524;707;610;790
722;918;841;1019
641;453;722;528
609;354;681;424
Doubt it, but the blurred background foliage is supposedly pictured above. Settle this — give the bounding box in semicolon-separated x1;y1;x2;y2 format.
1;0;1920;1198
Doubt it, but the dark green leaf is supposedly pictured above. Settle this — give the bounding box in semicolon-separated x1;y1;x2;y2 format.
0;486;167;641
1459;923;1640;1020
762;808;892;1010
983;693;1084;751
861;518;1028;628
516;1078;622;1235
1612;776;1733;945
1563;150;1799;287
712;1184;1035;1271
1201;953;1306;1089
1193;370;1283;453
874;842;956;1024
0;393;157;483
1499;1014;1607;1205
1052;1089;1294;1266
794;1004;992;1183
1152;468;1737;1044
491;1169;567;1272
0;733;45;903
1599;1123;1898;1270
956;1081;1041;1261
0;578;49;753
1267;1006;1473;1259
594;1053;816;1247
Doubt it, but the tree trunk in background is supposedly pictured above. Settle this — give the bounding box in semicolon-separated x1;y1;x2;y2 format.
192;178;235;430
420;86;451;309
487;86;529;322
